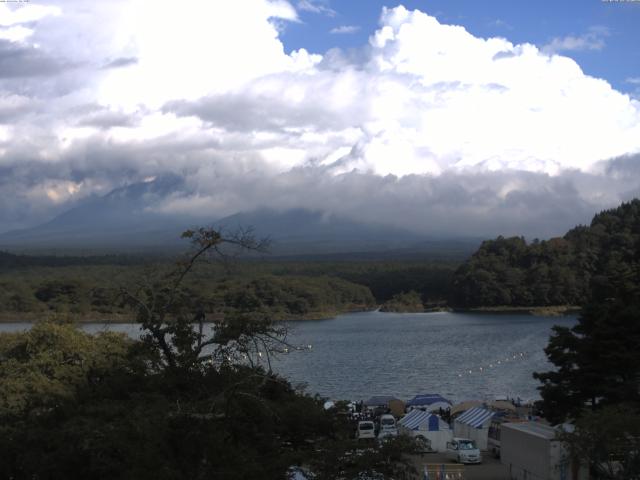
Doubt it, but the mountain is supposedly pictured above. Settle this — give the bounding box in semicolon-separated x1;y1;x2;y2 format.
0;175;201;253
214;209;480;259
0;178;479;258
215;208;415;253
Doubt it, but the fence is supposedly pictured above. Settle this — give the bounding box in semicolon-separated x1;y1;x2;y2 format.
422;463;465;479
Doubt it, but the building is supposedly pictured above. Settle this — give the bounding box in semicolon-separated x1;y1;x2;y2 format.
501;422;588;480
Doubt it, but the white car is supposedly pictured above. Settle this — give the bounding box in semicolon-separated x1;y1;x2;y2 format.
356;420;376;440
446;438;482;464
378;414;398;438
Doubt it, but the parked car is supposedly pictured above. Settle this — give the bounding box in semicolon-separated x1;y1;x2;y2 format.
446;437;482;464
356;420;376;440
378;414;398;438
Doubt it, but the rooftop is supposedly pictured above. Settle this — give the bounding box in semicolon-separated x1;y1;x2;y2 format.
503;422;558;440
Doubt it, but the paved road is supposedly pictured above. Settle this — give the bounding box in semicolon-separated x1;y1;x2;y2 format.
411;452;510;480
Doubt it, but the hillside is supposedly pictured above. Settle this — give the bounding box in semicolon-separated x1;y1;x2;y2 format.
450;199;640;308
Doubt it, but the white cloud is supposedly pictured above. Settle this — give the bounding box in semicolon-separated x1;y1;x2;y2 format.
0;3;639;236
0;3;61;26
297;0;336;17
542;26;609;54
0;25;33;42
330;25;360;34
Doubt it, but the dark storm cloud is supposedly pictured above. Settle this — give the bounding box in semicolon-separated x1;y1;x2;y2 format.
0;39;70;78
0;96;36;124
605;153;640;179
71;104;139;128
1;137;639;238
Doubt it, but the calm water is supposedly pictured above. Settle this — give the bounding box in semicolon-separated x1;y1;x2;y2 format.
0;311;575;403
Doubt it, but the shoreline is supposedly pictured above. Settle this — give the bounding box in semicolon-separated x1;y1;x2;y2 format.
0;305;377;324
451;305;581;316
0;304;580;324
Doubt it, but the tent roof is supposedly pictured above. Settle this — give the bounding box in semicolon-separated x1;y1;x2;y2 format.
399;409;447;431
455;407;495;428
502;422;558;440
406;394;451;407
488;400;516;412
364;395;400;407
451;400;483;416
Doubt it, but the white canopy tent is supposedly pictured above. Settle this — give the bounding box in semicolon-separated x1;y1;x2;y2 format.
398;409;452;452
453;407;495;450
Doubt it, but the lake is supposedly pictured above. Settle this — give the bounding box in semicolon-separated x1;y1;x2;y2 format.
0;310;576;404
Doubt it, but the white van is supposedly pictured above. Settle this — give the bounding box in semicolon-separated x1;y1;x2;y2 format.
446;437;482;464
356;420;376;440
378;414;398;438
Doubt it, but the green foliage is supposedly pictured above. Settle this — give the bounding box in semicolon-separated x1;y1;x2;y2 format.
558;405;640;479
0;266;376;321
534;292;640;424
451;199;640;308
534;200;640;423
310;435;419;479
451;235;586;307
380;290;424;313
0;321;134;419
0;325;331;479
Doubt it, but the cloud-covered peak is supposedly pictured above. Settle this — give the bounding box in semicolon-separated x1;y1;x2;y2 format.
0;2;639;239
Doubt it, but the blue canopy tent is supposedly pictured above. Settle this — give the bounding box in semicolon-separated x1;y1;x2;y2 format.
398;409;452;452
453;407;496;450
406;394;452;412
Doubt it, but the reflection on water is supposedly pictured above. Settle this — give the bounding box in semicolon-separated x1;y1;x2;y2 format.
0;310;575;403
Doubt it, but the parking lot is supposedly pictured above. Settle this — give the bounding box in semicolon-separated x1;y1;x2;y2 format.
410;452;510;480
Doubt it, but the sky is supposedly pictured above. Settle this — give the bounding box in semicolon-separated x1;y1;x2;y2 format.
0;0;639;239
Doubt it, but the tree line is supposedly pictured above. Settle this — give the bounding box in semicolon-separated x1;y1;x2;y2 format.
532;200;640;478
451;199;640;308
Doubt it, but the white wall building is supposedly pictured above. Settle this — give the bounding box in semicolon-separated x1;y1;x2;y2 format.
501;422;588;480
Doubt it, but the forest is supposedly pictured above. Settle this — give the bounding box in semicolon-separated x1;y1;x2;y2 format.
0;252;457;321
2;199;640;320
450;199;640;308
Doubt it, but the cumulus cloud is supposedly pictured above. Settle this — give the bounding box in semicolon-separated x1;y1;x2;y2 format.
0;2;639;239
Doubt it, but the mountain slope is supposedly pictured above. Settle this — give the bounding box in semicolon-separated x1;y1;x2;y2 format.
0;175;200;251
0;179;479;257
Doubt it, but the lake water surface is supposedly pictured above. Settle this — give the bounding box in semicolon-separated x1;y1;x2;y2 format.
0;311;576;404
